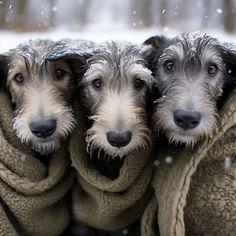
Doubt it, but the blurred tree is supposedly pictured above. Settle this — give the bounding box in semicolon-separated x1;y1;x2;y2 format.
16;0;28;25
130;0;152;28
0;1;7;29
49;0;56;28
223;0;234;33
76;0;92;27
202;0;211;29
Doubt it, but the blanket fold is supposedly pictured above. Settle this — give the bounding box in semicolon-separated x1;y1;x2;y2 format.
0;90;74;236
141;88;236;236
69;103;154;231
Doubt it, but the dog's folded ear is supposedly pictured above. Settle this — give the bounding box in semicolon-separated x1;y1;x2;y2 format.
143;35;168;49
216;43;236;109
0;55;9;88
46;39;95;82
142;35;169;75
221;43;236;81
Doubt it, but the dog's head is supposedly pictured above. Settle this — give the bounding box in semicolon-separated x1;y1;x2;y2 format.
80;41;154;158
144;33;236;147
0;39;93;155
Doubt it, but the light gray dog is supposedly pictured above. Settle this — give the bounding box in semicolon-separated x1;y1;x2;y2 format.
80;41;154;159
144;33;236;147
0;39;93;155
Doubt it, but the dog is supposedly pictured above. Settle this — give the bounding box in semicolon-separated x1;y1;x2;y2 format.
74;41;154;178
144;33;236;147
80;41;154;158
0;39;92;155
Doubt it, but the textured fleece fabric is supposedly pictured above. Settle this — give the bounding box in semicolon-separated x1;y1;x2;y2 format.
70;103;154;231
141;88;236;236
0;90;74;236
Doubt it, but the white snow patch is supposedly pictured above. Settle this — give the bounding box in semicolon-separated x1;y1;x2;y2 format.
0;27;236;53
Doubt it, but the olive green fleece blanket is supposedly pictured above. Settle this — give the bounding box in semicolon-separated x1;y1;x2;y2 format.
141;88;236;236
69;102;154;231
0;90;74;236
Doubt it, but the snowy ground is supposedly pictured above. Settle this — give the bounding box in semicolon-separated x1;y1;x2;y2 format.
0;27;236;52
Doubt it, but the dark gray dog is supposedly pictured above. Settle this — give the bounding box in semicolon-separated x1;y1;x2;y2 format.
144;33;236;147
0;39;93;155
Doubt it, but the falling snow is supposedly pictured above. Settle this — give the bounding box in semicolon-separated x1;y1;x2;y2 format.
20;155;26;161
153;159;160;167
224;157;231;170
52;6;58;12
41;6;44;16
216;8;223;14
165;156;173;164
162;9;166;14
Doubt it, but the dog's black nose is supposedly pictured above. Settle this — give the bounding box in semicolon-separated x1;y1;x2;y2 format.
107;131;132;147
30;119;56;138
174;110;201;129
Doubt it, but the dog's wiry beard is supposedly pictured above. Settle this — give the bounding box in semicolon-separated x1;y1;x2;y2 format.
153;94;219;148
12;105;76;155
85;100;151;159
32;140;58;156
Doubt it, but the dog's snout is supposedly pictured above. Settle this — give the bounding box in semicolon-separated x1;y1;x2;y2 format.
107;131;132;147
30;119;56;138
174;110;201;130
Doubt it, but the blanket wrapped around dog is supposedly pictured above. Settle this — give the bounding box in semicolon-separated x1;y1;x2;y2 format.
69;103;154;231
0;90;74;236
141;88;236;236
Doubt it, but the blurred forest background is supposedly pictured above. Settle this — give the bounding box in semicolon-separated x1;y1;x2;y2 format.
0;0;235;34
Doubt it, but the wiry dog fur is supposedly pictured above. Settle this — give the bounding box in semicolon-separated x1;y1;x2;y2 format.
0;39;89;155
80;41;154;159
144;33;236;147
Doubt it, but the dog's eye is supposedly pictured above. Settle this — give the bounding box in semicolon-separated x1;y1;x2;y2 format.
207;64;218;76
14;73;25;84
163;60;175;72
55;69;66;79
92;79;102;89
134;78;145;90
